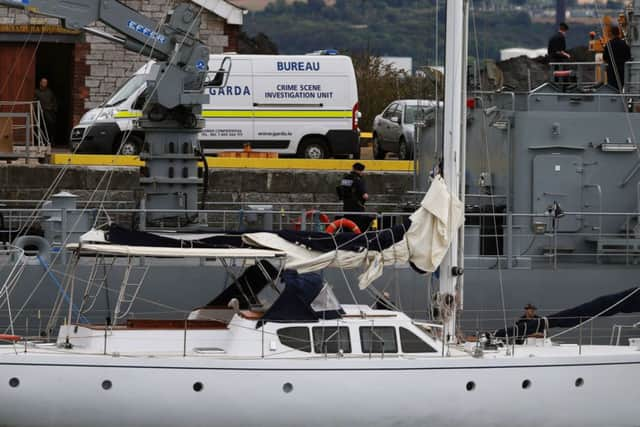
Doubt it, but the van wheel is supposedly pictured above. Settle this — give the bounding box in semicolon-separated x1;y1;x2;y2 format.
116;135;142;155
299;138;328;159
372;134;386;160
398;138;413;160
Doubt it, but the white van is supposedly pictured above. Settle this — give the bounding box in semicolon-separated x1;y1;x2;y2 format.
70;54;361;159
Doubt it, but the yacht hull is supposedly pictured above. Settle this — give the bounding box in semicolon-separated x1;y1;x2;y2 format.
0;352;637;427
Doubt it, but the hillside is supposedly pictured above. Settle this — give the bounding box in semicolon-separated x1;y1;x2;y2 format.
231;0;333;11
243;0;595;64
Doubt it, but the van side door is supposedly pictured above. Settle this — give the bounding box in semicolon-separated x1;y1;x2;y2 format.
201;57;254;153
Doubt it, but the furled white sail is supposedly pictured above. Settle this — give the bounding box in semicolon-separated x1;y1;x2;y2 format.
244;175;464;288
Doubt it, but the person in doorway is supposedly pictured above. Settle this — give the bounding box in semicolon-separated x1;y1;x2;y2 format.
336;162;372;231
34;77;57;145
548;22;571;62
603;26;631;91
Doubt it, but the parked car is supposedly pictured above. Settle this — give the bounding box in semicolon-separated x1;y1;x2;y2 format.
371;99;440;160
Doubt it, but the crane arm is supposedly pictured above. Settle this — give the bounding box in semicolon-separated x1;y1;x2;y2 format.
0;0;186;61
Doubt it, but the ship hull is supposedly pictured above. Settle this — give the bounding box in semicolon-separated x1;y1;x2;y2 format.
0;351;637;427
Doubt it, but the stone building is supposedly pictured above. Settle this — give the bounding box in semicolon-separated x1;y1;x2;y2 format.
0;0;244;146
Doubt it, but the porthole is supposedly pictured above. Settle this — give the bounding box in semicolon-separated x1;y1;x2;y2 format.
8;377;19;388
522;379;531;389
466;381;475;391
193;382;203;392
101;380;112;390
283;382;293;393
575;378;584;387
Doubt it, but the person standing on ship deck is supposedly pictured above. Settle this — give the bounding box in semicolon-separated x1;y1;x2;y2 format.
603;26;631;91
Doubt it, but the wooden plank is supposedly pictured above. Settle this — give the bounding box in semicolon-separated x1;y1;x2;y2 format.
0;117;12;153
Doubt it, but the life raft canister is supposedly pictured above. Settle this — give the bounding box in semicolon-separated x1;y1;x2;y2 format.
293;210;331;231
325;218;362;235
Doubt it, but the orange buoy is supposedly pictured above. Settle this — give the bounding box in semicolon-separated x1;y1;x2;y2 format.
0;334;21;342
325;218;362;235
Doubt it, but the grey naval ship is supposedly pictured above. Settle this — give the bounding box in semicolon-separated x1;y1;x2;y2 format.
2;2;640;346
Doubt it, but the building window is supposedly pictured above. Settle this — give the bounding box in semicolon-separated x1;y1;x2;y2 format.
400;327;437;353
360;326;398;354
312;326;351;354
277;327;311;353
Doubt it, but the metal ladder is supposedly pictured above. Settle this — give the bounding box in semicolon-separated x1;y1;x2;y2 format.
112;258;150;324
78;255;116;316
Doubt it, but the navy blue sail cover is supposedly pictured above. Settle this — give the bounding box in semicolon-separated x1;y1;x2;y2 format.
258;270;344;327
276;220;410;253
494;287;640;339
104;221;412;253
206;260;279;309
105;224;246;248
546;287;640;328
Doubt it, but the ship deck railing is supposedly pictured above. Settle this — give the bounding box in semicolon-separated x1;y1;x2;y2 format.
0;308;637;351
1;202;640;268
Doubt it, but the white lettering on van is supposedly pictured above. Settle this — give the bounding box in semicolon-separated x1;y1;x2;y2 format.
209;86;251;96
276;61;320;72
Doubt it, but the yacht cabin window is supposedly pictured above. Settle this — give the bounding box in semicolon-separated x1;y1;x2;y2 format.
359;326;398;354
399;327;437;353
312;326;352;354
277;327;312;353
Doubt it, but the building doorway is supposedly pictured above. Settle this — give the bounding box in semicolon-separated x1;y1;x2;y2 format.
36;42;73;147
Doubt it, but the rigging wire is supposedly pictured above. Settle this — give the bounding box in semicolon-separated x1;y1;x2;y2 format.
7;3;210;328
469;0;510;337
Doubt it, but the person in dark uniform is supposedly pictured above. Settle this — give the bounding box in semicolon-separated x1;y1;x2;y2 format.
548;22;571;62
34;77;58;145
336;162;371;231
515;303;546;343
548;22;571;87
603;26;632;90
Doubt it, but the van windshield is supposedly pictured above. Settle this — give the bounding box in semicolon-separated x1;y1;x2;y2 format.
404;105;434;125
103;75;146;108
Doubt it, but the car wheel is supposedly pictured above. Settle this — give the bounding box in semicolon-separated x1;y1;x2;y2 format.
398;138;413;160
372;134;386;160
116;135;142;155
299;138;327;159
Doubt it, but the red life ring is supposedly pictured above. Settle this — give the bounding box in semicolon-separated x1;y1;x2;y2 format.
293;210;331;231
325;218;362;235
0;334;21;342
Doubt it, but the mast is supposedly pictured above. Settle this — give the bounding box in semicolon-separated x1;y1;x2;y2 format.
440;0;468;345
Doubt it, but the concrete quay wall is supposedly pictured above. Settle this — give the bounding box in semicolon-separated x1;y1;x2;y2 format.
0;165;417;209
